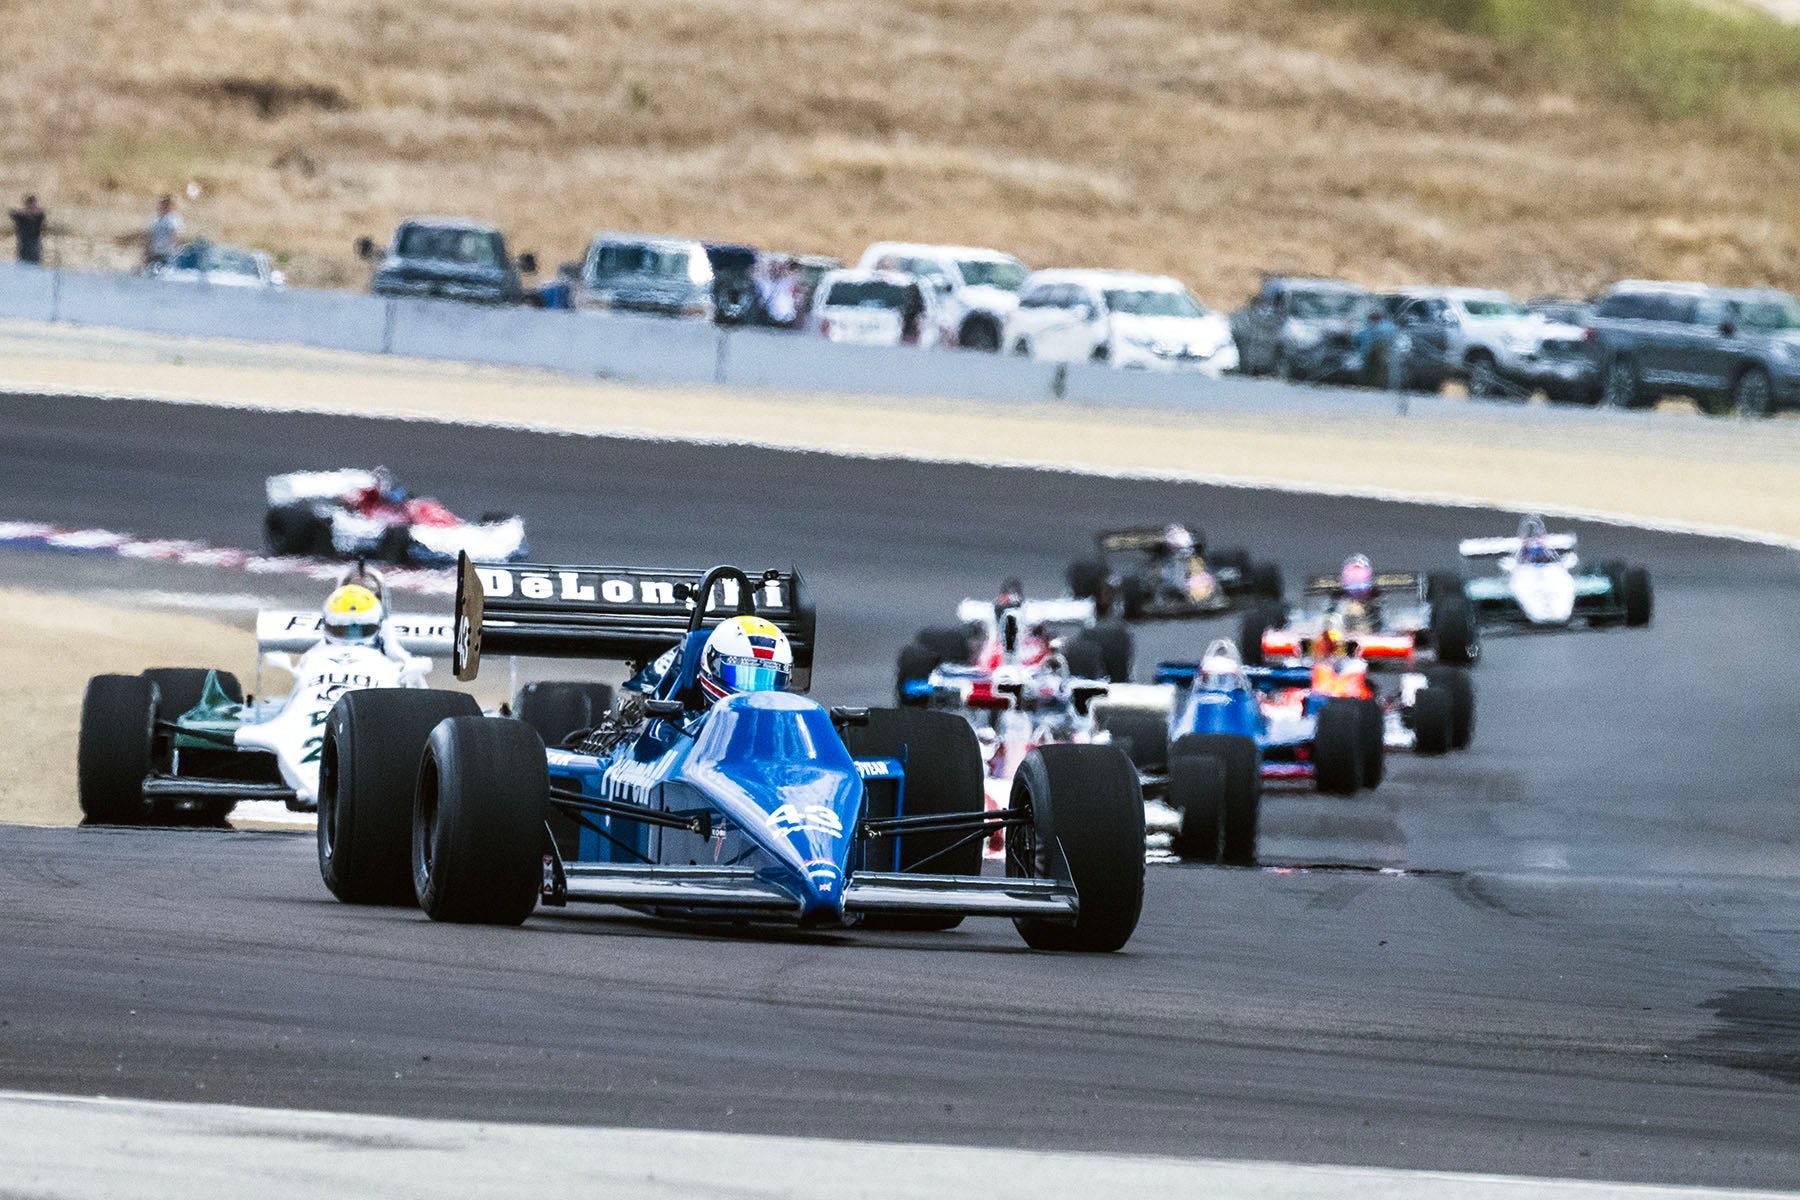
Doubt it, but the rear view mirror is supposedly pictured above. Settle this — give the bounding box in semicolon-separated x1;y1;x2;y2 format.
517;252;538;275
262;651;295;674
354;236;375;261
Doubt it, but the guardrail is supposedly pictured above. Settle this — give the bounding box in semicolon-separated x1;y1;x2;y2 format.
0;260;1652;428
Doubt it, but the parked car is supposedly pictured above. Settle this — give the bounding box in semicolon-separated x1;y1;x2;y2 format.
1527;296;1595;328
151;239;283;288
806;269;947;347
1587;281;1800;416
856;242;1030;352
1383;287;1595;400
1003;270;1237;373
356;218;534;305
792;253;842;323
572;233;715;321
1230;277;1375;382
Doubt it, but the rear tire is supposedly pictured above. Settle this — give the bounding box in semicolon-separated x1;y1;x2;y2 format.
1425;667;1476;749
318;688;481;906
414;716;548;925
916;625;975;664
1412;687;1454;756
1237;600;1285;666
1168;733;1260;866
141;667;243;716
843;708;985;931
895;643;941;705
263;503;329;557
77;674;156;824
1066;558;1108;601
1313;700;1364;796
1355;697;1385;789
1094;706;1168;773
1062;636;1105;681
1732;367;1773;418
1602;356;1641;409
513;680;614;748
1246;561;1283;599
1086;621;1133;682
1430;594;1480;666
1008;745;1145;952
1622;566;1653;627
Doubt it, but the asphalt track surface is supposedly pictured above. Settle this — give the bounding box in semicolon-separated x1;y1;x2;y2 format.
1;390;1797;1187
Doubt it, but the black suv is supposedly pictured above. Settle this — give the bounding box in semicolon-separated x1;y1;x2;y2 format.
357;217;536;305
1587;282;1800;416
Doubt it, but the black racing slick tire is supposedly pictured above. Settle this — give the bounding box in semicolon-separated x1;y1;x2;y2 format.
917;625;976;665
1426;667;1476;750
1095;706;1169;774
1430;594;1480;666
1412;686;1455;756
1237;600;1286;667
513;680;614;748
1062;636;1106;682
1066;558;1108;602
414;716;549;926
1168;733;1261;866
77;674;156;824
1622;566;1654;627
1313;699;1364;796
318;688;481;906
141;667;243;716
1085;621;1133;682
1008;744;1145;952
844;708;985;931
1246;561;1284;600
1355;697;1385;790
895;643;941;706
263;503;330;557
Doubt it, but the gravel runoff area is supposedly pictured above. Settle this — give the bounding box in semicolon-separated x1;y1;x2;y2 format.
1;319;1798;544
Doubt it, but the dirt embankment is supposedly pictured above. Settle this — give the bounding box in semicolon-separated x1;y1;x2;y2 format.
3;1;1797;300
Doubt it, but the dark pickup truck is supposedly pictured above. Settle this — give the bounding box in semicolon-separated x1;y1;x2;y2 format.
357;217;536;305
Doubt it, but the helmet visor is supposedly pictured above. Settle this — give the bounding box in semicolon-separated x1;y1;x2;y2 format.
329;622;380;643
714;654;790;693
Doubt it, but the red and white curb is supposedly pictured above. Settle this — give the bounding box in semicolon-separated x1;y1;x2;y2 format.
0;521;455;595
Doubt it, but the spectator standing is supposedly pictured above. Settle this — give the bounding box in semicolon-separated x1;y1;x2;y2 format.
760;258;799;328
9;195;45;265
144;194;183;268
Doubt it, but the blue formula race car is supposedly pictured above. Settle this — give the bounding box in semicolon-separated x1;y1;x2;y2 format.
314;555;1145;951
1142;640;1386;866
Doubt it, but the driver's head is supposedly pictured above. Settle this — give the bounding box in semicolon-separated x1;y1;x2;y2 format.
1521;536;1554;564
1164;523;1195;554
371;466;406;504
1340;554;1374;600
698;615;793;705
1199;640;1244;690
996;577;1025;611
322;583;384;647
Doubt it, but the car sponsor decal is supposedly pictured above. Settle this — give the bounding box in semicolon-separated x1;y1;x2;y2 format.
0;520;454;594
476;566;786;611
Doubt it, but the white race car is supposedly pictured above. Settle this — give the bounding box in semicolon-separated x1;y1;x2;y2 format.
263;468;527;564
1455;514;1653;630
76;597;450;827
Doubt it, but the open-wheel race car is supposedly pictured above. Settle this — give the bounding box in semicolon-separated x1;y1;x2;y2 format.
1237;556;1480;669
263;468;527;564
1454;515;1653;632
314;555;1147;951
77;569;450;826
1068;525;1282;621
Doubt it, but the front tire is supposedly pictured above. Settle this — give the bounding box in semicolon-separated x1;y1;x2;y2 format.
263;503;330;557
414;716;549;925
1425;667;1476;749
1094;706;1167;773
1602;356;1641;409
1621;566;1653;627
140;667;243;716
77;675;156;824
318;688;481;906
1732;368;1773;419
1412;687;1454;755
1008;744;1144;952
1168;733;1261;866
1430;594;1480;666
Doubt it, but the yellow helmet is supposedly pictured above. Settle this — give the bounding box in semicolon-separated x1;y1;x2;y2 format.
323;583;383;645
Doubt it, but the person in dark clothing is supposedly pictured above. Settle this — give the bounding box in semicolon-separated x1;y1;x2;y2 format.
9;195;45;265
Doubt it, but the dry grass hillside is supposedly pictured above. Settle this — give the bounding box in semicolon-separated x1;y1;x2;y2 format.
3;0;1798;304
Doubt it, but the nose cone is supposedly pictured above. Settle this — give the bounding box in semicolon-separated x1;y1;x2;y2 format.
798;860;847;923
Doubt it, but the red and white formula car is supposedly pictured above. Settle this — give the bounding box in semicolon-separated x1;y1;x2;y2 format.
262;468;527;565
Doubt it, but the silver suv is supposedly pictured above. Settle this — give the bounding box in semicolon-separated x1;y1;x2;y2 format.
1587;282;1800;416
1386;288;1594;401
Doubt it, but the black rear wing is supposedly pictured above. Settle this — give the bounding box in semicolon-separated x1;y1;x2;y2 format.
1098;527;1190;554
1302;571;1424;599
453;554;816;688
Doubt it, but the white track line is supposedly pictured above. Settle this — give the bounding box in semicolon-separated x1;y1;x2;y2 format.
13;382;1800;553
0;1089;1789;1200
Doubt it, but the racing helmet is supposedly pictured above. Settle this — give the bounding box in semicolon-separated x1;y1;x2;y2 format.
698;615;793;704
322;583;384;646
370;466;407;505
1164;523;1196;555
1198;639;1245;691
1520;536;1556;565
1340;554;1375;600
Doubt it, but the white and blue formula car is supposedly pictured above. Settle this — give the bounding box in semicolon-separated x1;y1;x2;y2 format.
1455;515;1652;631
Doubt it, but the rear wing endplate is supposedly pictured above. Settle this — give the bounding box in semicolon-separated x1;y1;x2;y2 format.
453;554;815;688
